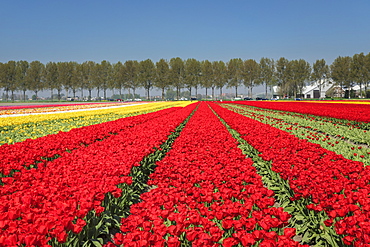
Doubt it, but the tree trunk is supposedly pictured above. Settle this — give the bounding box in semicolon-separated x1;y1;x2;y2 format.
23;90;26;101
235;86;238;98
162;88;165;100
205;87;208;100
265;83;268;99
147;87;150;100
212;86;215;100
365;83;368;98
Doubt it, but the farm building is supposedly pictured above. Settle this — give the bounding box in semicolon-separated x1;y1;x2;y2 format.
272;79;336;99
302;79;334;99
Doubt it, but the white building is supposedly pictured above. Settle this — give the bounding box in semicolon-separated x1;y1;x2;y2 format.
272;79;334;99
302;79;334;99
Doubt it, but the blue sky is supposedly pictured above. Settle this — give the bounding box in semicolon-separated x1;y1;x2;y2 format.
1;0;369;65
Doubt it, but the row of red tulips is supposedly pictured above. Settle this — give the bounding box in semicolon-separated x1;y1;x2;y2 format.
107;102;306;247
213;102;370;246
0;107;179;177
0;104;196;246
222;104;370;164
230;101;370;123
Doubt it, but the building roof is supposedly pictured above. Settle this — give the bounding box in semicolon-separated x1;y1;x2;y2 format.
302;79;333;94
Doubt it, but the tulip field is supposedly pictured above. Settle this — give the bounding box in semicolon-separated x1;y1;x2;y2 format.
0;101;370;246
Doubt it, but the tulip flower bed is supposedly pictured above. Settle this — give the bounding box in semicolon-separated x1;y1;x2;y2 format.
0;102;190;145
109;103;306;247
0;103;197;246
221;103;370;164
0;102;123;115
212;102;370;246
230;101;370;123
0;107;180;178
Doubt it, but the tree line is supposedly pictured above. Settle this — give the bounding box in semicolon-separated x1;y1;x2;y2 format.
1;53;370;101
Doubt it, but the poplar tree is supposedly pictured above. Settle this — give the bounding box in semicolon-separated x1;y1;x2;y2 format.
70;62;83;99
292;59;311;98
99;60;113;100
242;59;259;98
92;62;102;100
365;53;370;97
138;59;156;100
351;53;367;97
155;59;170;100
44;62;58;100
227;58;243;98
311;59;329;98
57;62;73;99
15;60;29;101
212;61;227;99
81;61;96;100
123;60;139;99
0;63;4;99
169;57;184;100
201;60;213;100
275;57;289;97
184;58;201;99
26;61;45;100
113;61;125;99
1;61;17;101
331;56;352;98
259;57;275;99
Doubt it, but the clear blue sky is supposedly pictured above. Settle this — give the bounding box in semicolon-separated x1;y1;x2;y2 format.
1;0;369;65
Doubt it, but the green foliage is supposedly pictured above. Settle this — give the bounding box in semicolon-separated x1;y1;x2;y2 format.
138;59;156;99
227;58;243;97
1;53;370;101
169;57;185;100
330;56;352;97
242;59;260;97
155;58;170;100
184;58;201;97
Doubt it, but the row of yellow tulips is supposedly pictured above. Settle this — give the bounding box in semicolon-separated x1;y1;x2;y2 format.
0;102;193;145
